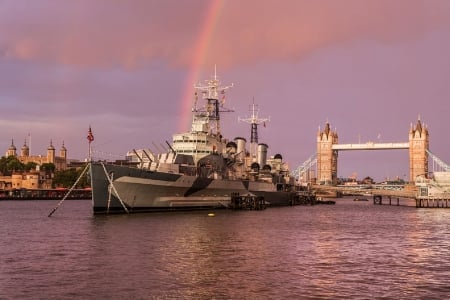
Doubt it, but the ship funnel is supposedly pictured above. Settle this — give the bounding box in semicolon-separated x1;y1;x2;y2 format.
234;137;246;161
226;141;237;155
257;143;268;167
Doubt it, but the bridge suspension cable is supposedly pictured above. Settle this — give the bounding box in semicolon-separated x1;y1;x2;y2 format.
292;153;317;182
427;149;450;172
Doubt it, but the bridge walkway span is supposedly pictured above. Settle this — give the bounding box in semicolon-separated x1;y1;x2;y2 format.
332;142;409;151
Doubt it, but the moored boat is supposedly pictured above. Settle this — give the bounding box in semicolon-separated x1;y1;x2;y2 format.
90;70;296;214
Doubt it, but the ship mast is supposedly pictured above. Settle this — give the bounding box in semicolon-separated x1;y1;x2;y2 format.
192;67;233;137
239;100;270;160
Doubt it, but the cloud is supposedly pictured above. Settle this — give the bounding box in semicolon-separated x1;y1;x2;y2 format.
0;0;204;68
1;0;449;69
1;0;450;179
208;0;450;66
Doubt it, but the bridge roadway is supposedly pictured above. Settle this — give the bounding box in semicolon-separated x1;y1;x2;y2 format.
312;184;417;199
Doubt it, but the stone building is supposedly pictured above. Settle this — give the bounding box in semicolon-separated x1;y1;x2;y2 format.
317;122;338;185
5;139;67;171
0;139;68;190
409;119;429;181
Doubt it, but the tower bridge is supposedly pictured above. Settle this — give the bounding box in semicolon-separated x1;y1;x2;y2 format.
295;118;430;185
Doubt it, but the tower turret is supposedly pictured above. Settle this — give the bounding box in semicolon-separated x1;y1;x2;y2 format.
409;117;429;181
6;139;17;157
60;141;67;160
47;140;56;164
21;139;30;157
317;122;338;185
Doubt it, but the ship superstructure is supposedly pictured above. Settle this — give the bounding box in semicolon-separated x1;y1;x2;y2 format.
171;69;233;163
127;70;234;169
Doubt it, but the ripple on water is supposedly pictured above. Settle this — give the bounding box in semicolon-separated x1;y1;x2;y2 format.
1;199;450;299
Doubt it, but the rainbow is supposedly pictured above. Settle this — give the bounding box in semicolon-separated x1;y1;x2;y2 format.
178;0;224;131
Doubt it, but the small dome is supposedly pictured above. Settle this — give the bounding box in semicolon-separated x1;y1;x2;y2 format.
274;153;282;160
21;141;29;151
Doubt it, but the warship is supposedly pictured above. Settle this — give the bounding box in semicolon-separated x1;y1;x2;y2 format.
90;71;297;213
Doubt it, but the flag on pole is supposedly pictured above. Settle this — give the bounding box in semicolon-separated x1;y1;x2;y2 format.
87;126;94;143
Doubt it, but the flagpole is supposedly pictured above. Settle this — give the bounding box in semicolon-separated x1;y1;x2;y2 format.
89;140;92;162
87;126;94;162
49;125;93;217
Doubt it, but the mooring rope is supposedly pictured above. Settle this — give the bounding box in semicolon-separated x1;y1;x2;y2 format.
100;162;129;214
48;163;91;217
107;172;113;214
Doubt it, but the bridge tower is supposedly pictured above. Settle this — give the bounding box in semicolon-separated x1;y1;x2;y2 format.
409;118;429;181
317;122;338;184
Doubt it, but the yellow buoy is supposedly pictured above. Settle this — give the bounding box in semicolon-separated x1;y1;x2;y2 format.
207;213;215;217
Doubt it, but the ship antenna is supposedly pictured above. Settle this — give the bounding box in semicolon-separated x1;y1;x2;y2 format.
192;66;233;136
214;64;217;80
238;99;270;159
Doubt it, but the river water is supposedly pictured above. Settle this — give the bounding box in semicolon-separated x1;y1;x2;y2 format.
1;198;449;299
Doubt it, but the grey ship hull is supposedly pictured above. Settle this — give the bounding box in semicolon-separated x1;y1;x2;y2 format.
90;163;295;214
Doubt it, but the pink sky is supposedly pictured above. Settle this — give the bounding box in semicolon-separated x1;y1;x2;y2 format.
1;0;450;181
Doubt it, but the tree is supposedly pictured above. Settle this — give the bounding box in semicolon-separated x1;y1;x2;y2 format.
0;156;25;175
0;156;8;175
24;162;38;171
53;167;90;188
41;163;56;172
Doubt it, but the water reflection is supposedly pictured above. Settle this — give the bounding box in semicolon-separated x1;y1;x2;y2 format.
2;199;450;298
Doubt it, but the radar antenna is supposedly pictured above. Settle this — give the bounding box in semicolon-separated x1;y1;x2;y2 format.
192;67;233;136
238;99;270;158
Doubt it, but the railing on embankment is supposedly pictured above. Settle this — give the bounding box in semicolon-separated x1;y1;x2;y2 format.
311;185;417;199
0;189;92;200
415;197;450;208
312;184;450;208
